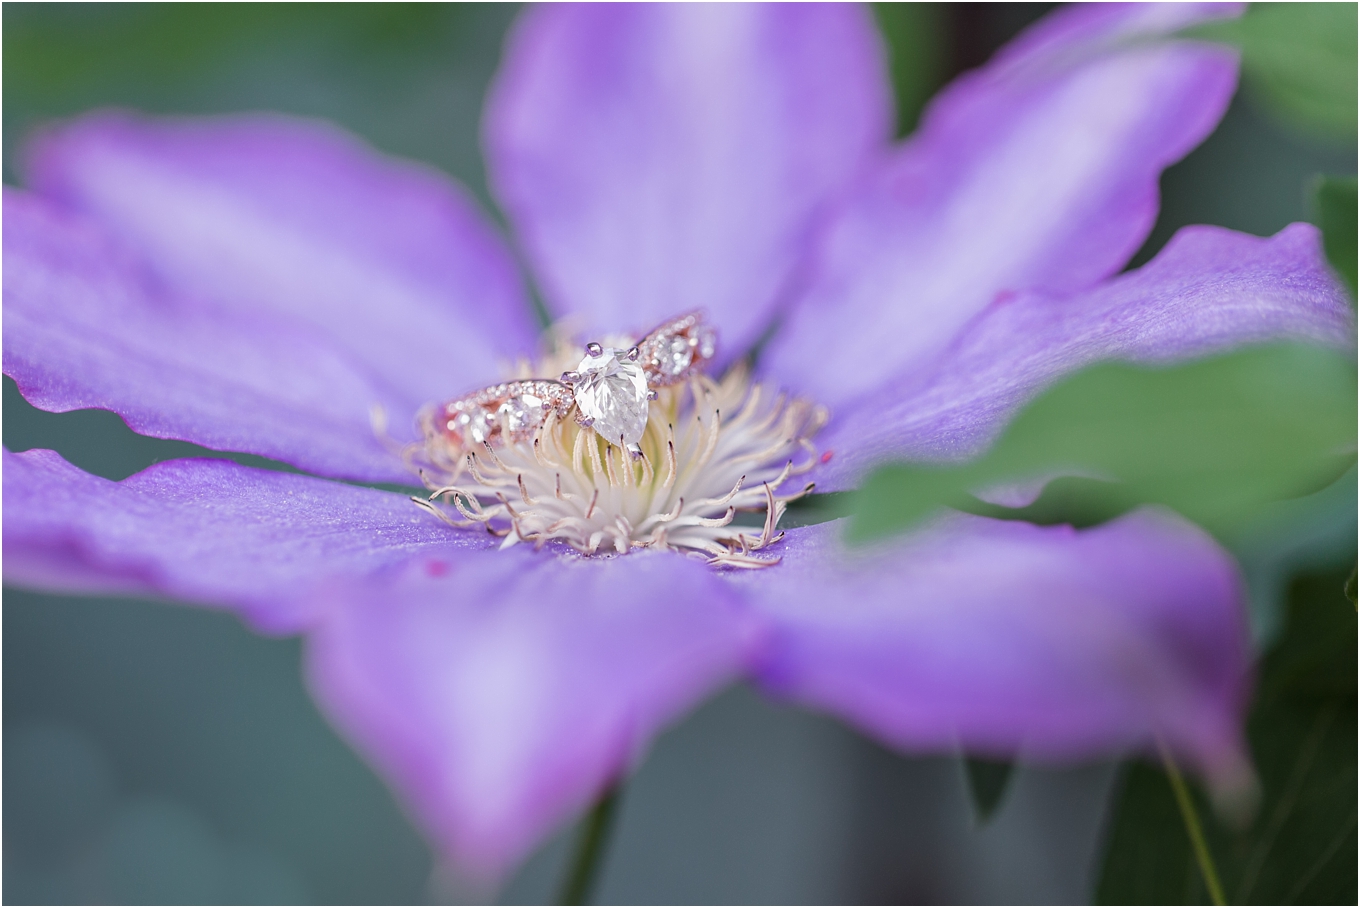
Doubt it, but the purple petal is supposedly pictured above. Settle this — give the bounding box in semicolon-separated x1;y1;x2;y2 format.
2;448;487;634
813;223;1354;491
764;3;1243;408
23;110;537;411
737;511;1252;786
4;191;424;482
305;549;761;880
485;3;891;351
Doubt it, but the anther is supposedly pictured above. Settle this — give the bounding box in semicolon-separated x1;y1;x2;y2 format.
626;443;644;460
646;389;659;401
560;370;581;384
627;346;640;361
586;342;603;357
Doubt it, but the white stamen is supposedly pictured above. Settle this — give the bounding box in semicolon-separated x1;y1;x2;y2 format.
413;351;825;568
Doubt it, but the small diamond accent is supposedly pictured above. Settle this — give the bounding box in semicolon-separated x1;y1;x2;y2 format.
499;394;545;439
695;326;716;361
658;336;693;377
449;407;493;445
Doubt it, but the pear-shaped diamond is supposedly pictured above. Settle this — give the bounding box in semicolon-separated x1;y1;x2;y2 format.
573;347;650;446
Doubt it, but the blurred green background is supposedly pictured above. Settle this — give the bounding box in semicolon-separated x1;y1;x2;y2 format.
4;3;1355;904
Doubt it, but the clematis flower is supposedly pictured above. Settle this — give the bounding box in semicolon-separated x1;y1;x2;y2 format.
4;2;1352;882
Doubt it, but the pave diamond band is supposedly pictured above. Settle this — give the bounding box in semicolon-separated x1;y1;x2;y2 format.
635;311;717;386
424;311;717;457
421;378;576;451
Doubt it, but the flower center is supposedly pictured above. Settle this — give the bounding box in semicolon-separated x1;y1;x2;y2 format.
408;337;826;568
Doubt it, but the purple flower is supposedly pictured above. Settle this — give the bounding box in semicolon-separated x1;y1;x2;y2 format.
3;2;1351;881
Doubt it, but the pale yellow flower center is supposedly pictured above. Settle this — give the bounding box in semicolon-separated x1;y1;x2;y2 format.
405;338;826;568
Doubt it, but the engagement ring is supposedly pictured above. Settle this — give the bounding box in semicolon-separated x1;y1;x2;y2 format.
422;311;717;459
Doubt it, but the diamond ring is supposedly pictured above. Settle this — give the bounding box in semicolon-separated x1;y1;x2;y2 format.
422;311;717;460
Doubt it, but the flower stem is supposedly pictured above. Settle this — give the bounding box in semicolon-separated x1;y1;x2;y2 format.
557;786;621;906
1158;741;1226;906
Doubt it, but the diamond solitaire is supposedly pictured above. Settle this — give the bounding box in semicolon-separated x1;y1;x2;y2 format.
569;344;651;450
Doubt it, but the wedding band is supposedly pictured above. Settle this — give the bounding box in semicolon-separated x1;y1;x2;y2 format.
424;311;718;456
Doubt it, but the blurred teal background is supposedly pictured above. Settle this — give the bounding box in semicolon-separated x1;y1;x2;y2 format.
4;3;1355;904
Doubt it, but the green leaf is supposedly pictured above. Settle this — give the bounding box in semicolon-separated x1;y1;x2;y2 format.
780;491;854;529
958;475;1141;529
963;757;1015;824
1313;175;1358;299
3;5;454;98
1187;3;1358;140
847;344;1357;544
1220;467;1357;649
871;3;950;137
1095;565;1358;904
